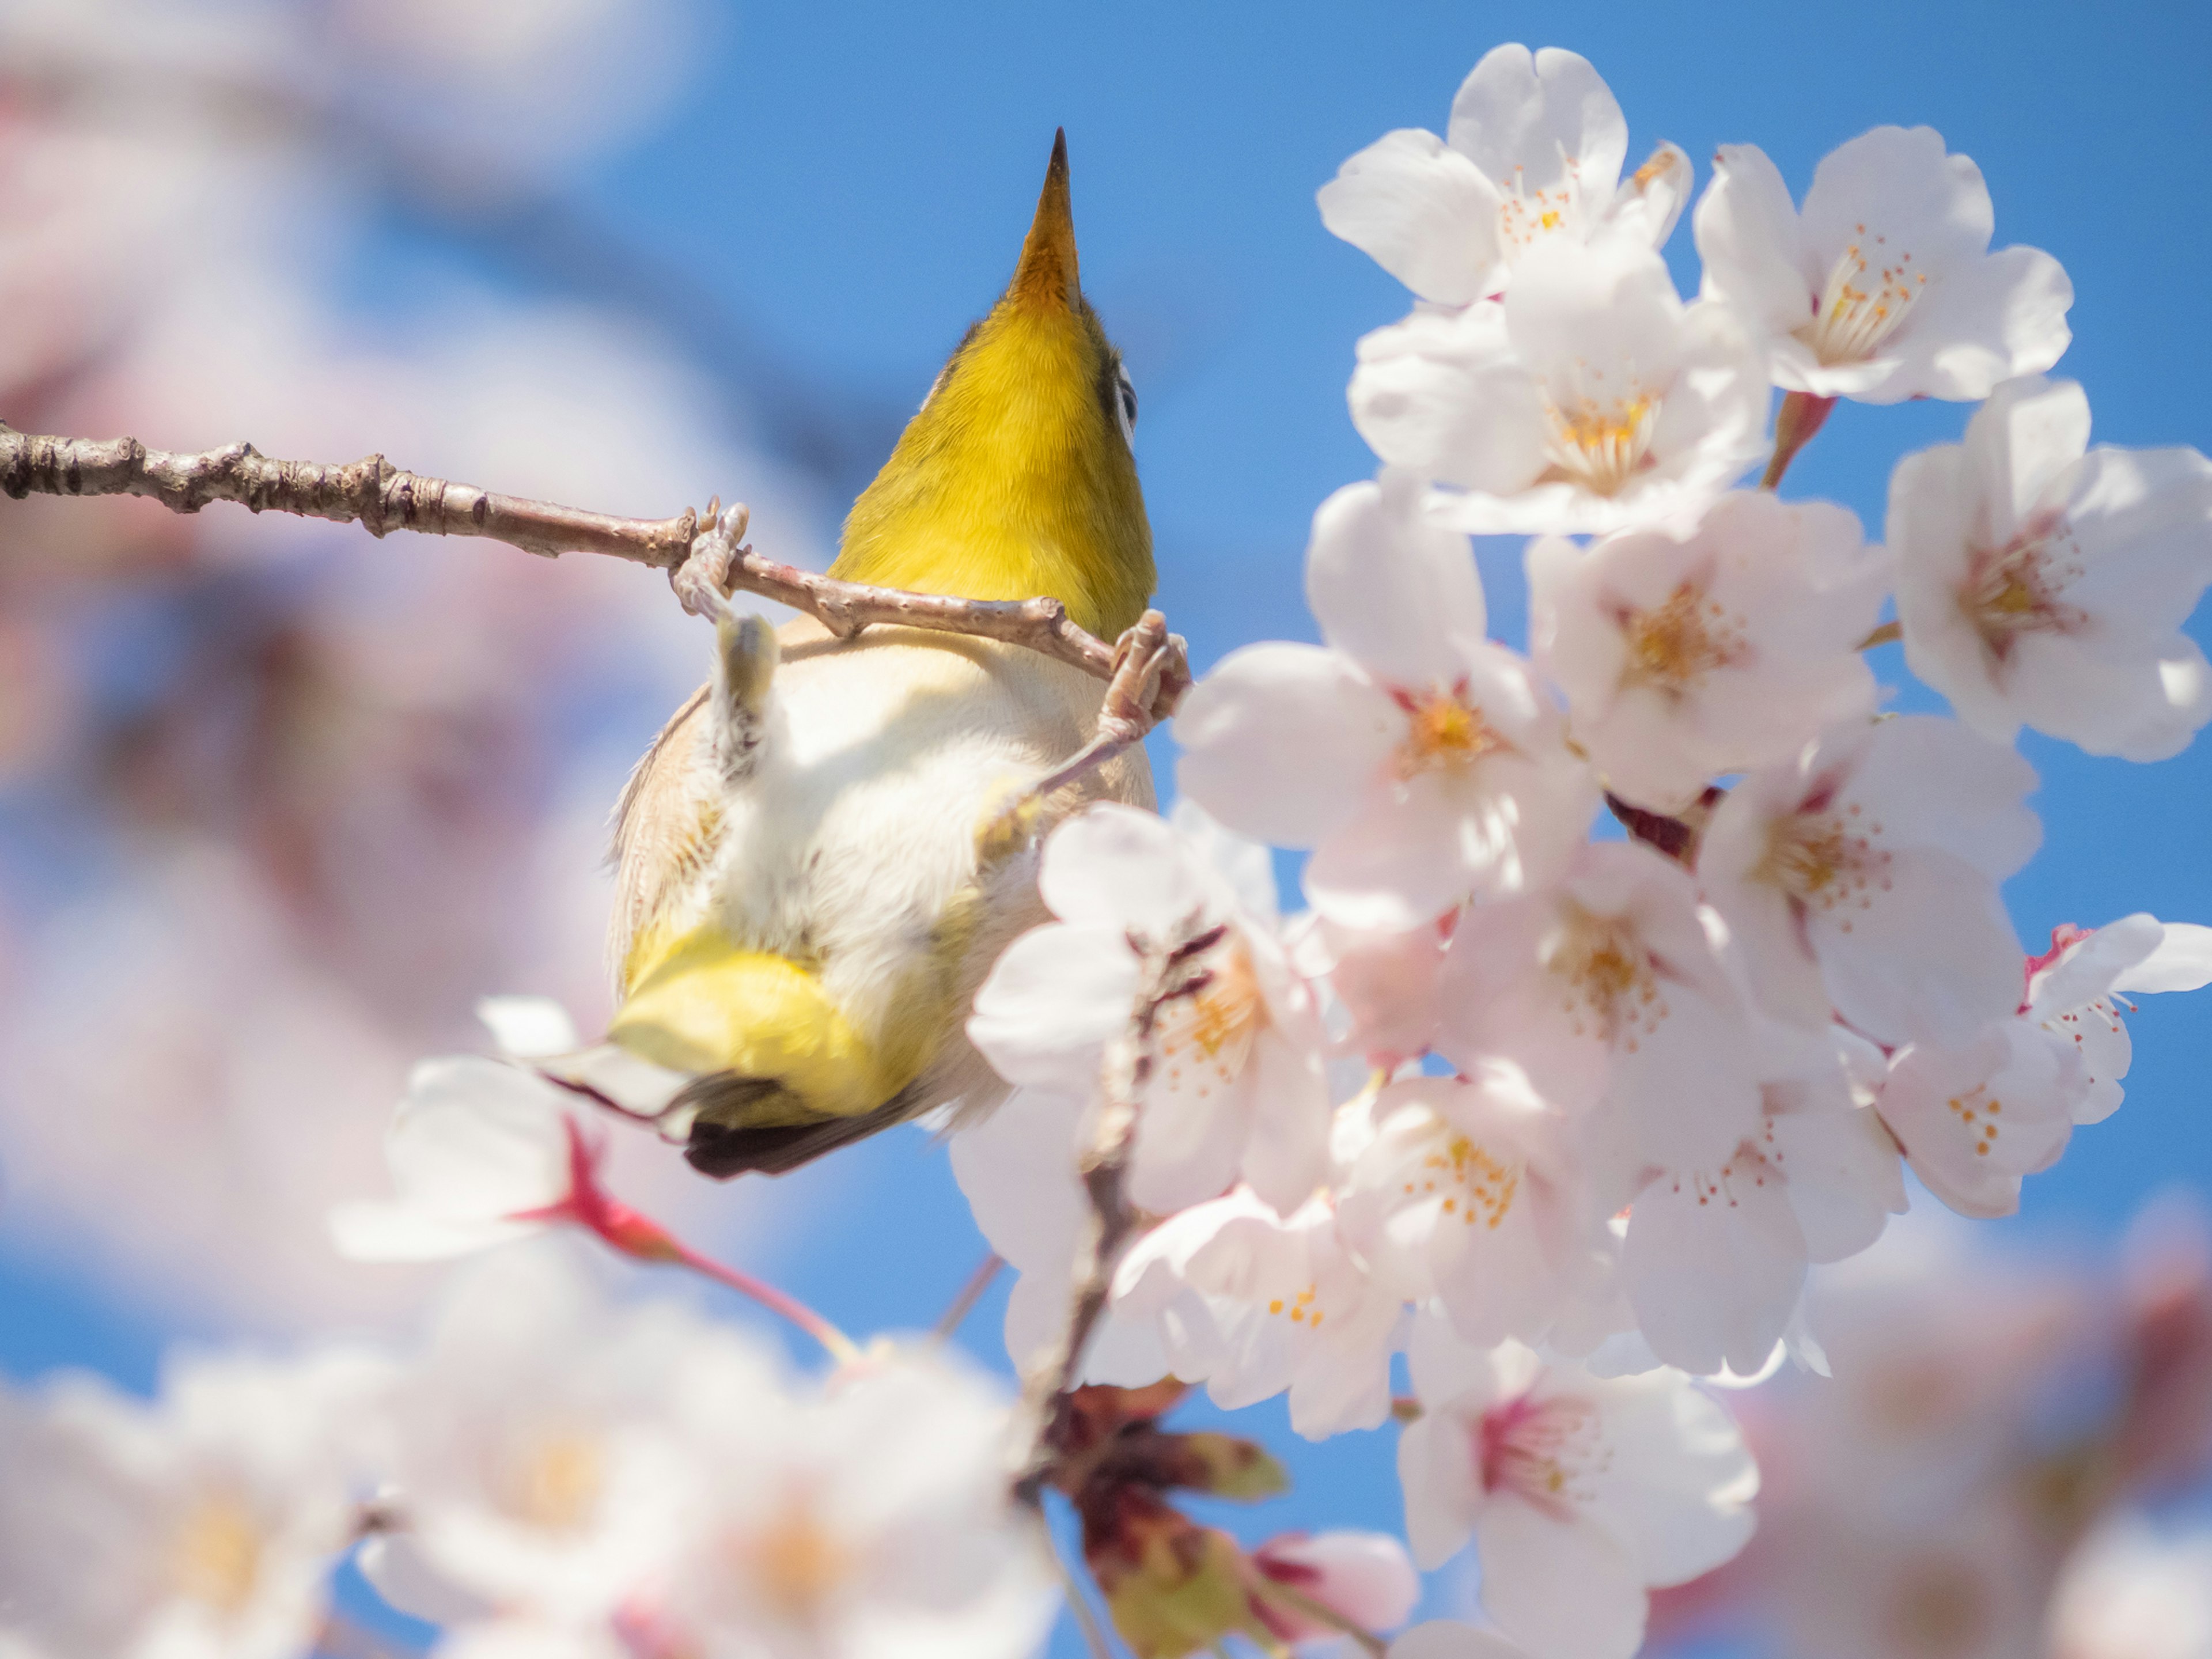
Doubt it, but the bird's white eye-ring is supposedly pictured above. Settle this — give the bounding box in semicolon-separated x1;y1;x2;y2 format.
1113;364;1138;449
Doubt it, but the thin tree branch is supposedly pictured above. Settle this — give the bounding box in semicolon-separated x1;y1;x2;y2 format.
0;424;1189;720
1012;924;1226;1506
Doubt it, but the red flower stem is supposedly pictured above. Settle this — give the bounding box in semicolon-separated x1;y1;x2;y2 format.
935;1251;1006;1340
662;1236;863;1366
1761;391;1836;489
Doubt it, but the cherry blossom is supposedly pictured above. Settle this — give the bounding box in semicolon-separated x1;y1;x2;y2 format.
1176;475;1594;930
1391;1624;1533;1659
1248;1530;1421;1648
1112;1188;1403;1440
1874;1021;2078;1218
2027;915;2212;1123
0;1348;391;1659
650;1346;1058;1659
1437;840;1764;1171
1891;375;2212;759
1692;128;2072;402
966;802;1331;1214
2048;1518;2212;1659
1335;1067;1588;1349
1697;714;2040;1047
375;1246;736;1620
1396;1316;1758;1659
1618;1032;1906;1376
1347;237;1769;535
1289;910;1450;1073
1528;491;1889;811
1317;44;1687;307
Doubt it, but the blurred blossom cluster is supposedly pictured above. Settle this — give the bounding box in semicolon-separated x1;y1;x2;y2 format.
9;22;2212;1659
0;0;848;1326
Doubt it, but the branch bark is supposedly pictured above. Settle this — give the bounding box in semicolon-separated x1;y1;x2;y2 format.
0;424;1189;720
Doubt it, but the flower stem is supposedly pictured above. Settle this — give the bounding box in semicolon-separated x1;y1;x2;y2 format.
1760;391;1836;489
1249;1576;1390;1658
935;1252;1006;1340
1050;1531;1123;1659
665;1238;864;1366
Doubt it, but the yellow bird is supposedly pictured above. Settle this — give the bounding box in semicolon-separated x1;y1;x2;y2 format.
564;132;1156;1178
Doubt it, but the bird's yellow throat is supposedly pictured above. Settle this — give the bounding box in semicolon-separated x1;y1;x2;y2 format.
830;132;1154;642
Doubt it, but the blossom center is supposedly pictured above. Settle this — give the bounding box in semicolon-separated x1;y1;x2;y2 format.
1753;805;1890;927
1393;685;1503;778
1539;384;1659;497
1797;229;1927;365
1542;903;1665;1050
1264;1282;1328;1328
1495;163;1588;253
1946;1084;2003;1157
1960;516;2086;664
1402;1131;1520;1229
1157;933;1267;1101
167;1490;263;1613
741;1491;855;1624
500;1428;605;1532
1477;1391;1607;1520
1621;584;1745;693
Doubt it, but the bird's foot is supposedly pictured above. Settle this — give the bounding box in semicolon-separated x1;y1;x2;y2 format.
1103;609;1191;737
671;498;751;620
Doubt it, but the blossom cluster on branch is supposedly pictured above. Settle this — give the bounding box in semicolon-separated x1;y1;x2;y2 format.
9;33;2212;1659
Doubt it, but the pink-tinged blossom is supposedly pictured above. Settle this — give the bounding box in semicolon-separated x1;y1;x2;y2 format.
1335;1068;1588;1349
1618;1033;1906;1377
1397;1316;1758;1659
2048;1518;2212;1659
1891;376;2212;759
1437;840;1764;1171
1529;491;1889;812
1692;128;2072;403
1390;1624;1533;1659
1176;476;1594;930
0;1348;392;1659
653;1346;1058;1659
967;802;1331;1215
1290;910;1451;1074
2027;915;2212;1124
1111;1189;1402;1440
1875;1022;2078;1219
1697;714;2039;1047
1317;44;1687;307
1348;238;1770;536
1249;1531;1422;1647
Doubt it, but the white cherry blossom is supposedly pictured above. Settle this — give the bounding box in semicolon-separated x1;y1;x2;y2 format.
1111;1188;1402;1440
0;1349;390;1659
1697;714;2039;1047
1436;840;1764;1171
1176;475;1595;930
1347;237;1769;536
1874;1020;2078;1218
1335;1067;1588;1349
1692;128;2072;402
1529;491;1889;812
1618;1032;1906;1376
1290;910;1450;1073
1318;44;1687;306
2027;914;2212;1123
966;802;1330;1215
1891;375;2212;759
2048;1518;2212;1659
1396;1317;1758;1659
1391;1624;1533;1659
651;1346;1057;1659
378;1245;741;1620
329;1055;577;1261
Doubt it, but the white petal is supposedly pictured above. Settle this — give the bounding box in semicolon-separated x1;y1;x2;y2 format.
1475;1501;1647;1659
2117;922;2212;995
967;924;1137;1090
1892;243;2074;404
1309;473;1487;683
1811;848;2025;1049
476;996;579;1059
1039;802;1213;935
1623;1161;1807;1377
1447;44;1628;202
384;1056;573;1218
1692;143;1815;338
1175;643;1403;847
1399;1411;1477;1570
1320;128;1506;304
1391;1622;1534;1659
1584;1372;1760;1584
328;1202;537;1262
1350;308;1554;495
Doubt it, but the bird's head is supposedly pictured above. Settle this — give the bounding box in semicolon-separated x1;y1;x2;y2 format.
832;131;1154;641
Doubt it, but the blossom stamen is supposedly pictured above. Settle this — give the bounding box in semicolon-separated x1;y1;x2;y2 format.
1539;384;1660;496
167;1490;263;1612
1753;806;1892;931
1476;1391;1609;1521
1543;903;1666;1050
1797;230;1929;365
1960;515;2088;663
1392;684;1505;778
1620;584;1747;694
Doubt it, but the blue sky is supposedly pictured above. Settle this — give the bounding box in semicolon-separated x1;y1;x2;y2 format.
7;0;2212;1647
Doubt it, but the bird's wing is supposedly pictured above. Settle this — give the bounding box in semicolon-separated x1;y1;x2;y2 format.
607;683;711;991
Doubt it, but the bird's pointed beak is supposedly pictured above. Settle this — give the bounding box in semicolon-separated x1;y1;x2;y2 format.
1009;128;1078;312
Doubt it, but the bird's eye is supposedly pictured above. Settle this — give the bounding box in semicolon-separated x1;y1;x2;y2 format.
1113;365;1138;448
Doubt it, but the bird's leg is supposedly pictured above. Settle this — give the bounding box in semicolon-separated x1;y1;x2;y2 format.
671;499;749;619
712;612;780;784
974;610;1187;866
